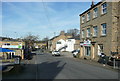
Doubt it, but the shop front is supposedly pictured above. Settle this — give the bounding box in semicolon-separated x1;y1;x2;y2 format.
80;40;96;59
80;40;91;59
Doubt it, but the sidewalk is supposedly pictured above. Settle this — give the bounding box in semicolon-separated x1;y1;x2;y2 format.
77;58;119;71
61;52;119;72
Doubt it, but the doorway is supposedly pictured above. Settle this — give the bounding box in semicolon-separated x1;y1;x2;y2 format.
85;46;91;56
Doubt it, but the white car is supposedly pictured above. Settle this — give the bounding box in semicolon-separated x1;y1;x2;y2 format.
52;51;60;56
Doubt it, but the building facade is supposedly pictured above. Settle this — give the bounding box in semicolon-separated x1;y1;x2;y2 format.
0;38;25;59
48;31;80;52
79;1;120;60
48;31;72;52
34;42;47;49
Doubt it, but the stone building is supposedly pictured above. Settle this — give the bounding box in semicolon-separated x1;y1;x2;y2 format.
79;0;120;60
34;41;47;49
48;31;80;52
48;31;72;52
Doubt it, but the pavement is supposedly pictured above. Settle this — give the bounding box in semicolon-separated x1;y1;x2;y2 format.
2;50;119;80
61;52;119;71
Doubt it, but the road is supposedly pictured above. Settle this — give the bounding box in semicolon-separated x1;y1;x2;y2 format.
2;50;119;80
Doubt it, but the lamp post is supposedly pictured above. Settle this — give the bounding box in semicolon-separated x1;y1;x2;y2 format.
14;32;17;39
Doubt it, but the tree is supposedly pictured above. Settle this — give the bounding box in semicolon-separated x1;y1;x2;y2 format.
23;33;39;42
23;33;40;52
67;28;80;37
42;36;49;42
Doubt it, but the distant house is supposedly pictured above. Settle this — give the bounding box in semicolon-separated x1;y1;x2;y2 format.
48;31;72;52
48;31;80;52
34;41;47;50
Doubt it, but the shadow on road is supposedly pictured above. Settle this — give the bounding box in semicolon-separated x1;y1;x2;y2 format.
2;61;66;80
37;61;66;79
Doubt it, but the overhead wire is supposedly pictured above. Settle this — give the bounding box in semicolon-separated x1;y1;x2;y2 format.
42;0;53;28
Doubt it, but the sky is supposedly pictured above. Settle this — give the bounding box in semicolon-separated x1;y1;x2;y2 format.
1;1;99;40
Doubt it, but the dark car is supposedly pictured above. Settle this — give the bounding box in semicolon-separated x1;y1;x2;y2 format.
72;50;80;58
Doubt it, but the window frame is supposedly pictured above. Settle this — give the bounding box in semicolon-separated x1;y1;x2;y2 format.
101;2;107;14
87;28;91;37
57;41;61;44
93;7;98;18
82;30;85;38
87;12;90;21
93;26;98;37
101;23;107;36
81;15;85;23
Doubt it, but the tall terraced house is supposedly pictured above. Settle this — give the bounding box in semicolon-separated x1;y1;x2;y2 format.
79;0;120;61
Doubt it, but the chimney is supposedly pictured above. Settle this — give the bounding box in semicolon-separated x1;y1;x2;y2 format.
91;0;94;7
60;31;65;35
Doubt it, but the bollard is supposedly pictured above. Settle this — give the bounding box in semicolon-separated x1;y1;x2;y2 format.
113;58;116;69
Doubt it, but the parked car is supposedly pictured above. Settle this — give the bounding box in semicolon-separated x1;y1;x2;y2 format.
72;50;80;58
52;51;60;56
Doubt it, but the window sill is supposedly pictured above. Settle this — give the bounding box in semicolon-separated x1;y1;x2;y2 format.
101;13;107;16
81;22;85;25
92;36;97;38
86;20;90;22
101;35;107;37
92;17;98;20
86;37;90;38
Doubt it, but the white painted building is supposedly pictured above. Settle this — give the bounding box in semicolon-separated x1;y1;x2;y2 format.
66;39;75;52
56;39;66;51
56;38;76;52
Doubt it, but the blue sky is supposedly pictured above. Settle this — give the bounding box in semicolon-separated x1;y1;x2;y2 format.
2;2;95;39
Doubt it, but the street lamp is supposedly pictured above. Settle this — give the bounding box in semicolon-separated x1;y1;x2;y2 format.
14;32;18;39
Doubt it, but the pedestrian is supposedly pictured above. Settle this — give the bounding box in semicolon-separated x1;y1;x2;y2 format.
100;53;106;66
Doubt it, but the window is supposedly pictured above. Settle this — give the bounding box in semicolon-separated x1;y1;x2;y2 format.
87;28;91;37
98;44;104;55
81;15;85;23
57;42;61;44
87;12;90;21
82;30;85;38
93;26;98;36
93;8;98;18
68;39;71;41
101;3;107;14
101;23;107;35
4;43;10;45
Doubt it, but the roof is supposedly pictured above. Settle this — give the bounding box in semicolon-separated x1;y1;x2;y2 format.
50;33;72;40
68;36;80;40
50;35;59;41
79;1;102;16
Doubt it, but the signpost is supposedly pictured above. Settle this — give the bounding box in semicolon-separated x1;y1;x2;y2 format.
2;44;22;49
80;40;91;46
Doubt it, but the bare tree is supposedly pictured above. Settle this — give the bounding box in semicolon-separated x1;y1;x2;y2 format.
23;33;40;55
23;33;39;42
67;28;80;37
42;36;49;42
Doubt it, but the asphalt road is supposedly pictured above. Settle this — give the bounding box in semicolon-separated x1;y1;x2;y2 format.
2;50;119;80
